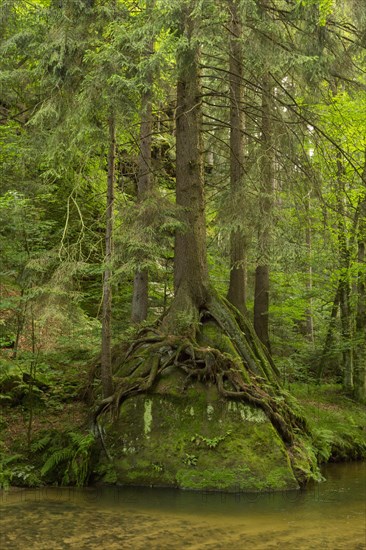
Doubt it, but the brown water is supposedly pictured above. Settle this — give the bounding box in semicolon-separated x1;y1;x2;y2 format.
1;462;365;549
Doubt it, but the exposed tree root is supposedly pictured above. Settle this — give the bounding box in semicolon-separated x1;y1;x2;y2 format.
92;294;310;472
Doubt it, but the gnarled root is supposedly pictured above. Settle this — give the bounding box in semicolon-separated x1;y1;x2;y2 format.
92;296;310;476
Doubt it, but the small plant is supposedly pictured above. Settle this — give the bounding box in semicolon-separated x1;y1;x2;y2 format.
95;461;118;484
11;464;42;487
191;430;232;449
183;453;198;466
39;431;96;486
0;453;23;489
152;462;163;473
312;428;334;463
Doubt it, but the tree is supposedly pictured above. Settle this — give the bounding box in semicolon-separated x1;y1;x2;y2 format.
226;0;247;315
354;162;366;402
131;0;156;324
169;1;209;321
92;0;316;486
101;112;116;398
253;71;273;353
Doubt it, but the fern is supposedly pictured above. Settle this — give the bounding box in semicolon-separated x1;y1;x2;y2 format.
30;433;52;453
41;448;73;477
0;453;23;489
39;431;95;486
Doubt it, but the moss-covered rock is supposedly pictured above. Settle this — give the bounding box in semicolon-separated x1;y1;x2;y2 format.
99;373;299;492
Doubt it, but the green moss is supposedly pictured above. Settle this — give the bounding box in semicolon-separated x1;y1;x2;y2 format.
101;375;300;492
198;322;251;383
199;322;239;359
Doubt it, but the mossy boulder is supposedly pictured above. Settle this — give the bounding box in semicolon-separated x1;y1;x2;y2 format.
99;370;299;492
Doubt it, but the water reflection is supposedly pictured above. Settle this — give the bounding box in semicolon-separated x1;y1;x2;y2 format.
1;462;365;549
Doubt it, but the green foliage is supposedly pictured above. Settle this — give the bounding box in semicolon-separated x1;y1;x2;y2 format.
312;428;334;462
191;430;232;449
182;453;198;466
38;431;95;487
293;383;366;461
95;461;118;484
10;464;43;488
1;0;365;493
0;452;23;490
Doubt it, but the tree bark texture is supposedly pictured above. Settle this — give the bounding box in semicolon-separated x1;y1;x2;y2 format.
227;0;247;315
174;4;208;307
336;156;353;392
131;4;155;324
254;74;273;353
305;193;314;343
317;282;341;381
354;160;366;402
101;113;115;399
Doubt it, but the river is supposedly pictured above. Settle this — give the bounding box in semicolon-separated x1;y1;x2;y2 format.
1;461;365;549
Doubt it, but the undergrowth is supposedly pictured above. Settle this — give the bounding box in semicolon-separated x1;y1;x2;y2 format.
291;383;366;462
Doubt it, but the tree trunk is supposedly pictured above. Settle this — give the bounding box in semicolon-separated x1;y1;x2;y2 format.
317;282;341;381
305;193;314;343
173;4;208;309
93;0;320;488
336;156;353;392
354;161;366;402
254;74;273;353
131;0;155;324
227;0;247;315
101;113;115;399
13;288;26;359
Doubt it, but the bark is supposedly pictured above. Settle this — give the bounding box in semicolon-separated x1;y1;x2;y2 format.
101;113;115;399
254;73;273;353
227;0;247;315
317;282;341;381
305;194;314;343
354;161;366;402
131;0;155;324
336;155;353;392
130;101;152;321
173;4;208;308
13;288;26;359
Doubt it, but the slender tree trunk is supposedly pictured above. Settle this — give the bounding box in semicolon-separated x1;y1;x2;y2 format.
354;160;366;402
173;3;208;308
317;282;341;381
131;0;155;324
254;73;273;353
227;0;247;315
13;288;26;359
336;156;354;392
27;305;36;449
101;113;115;398
305;193;314;343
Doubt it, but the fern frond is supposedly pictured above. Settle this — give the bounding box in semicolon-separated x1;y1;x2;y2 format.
41;448;73;476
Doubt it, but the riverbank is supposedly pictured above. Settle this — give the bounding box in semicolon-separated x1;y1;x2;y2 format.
293;384;366;462
1;383;365;490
